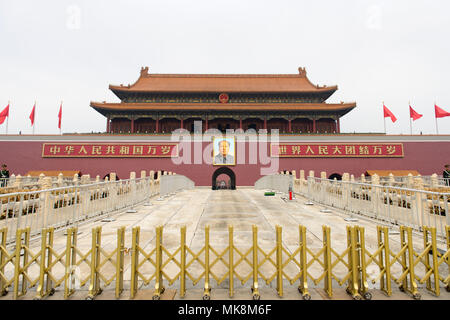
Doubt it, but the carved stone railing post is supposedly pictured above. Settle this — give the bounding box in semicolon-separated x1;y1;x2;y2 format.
38;177;53;230
80;175;91;218
13;175;23;189
406;173;414;189
430;174;438;188
72;174;79;186
342;173;350;210
388;173;395;187
149;170;155;196
57;173;64;187
413;176;425;227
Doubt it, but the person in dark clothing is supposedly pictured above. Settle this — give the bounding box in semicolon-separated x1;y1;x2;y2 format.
0;164;10;187
444;164;450;186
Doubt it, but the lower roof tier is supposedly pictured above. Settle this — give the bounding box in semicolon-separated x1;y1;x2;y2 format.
90;102;356;118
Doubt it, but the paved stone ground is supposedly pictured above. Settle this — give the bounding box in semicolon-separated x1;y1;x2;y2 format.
1;188;449;300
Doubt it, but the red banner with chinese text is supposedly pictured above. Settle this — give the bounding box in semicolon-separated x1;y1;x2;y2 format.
271;143;404;157
42;143;178;158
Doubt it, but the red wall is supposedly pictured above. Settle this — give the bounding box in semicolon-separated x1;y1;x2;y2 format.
1;136;450;186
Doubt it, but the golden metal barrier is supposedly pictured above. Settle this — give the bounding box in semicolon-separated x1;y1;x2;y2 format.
0;223;449;300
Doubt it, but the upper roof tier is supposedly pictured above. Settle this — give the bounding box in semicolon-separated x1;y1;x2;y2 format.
109;67;338;96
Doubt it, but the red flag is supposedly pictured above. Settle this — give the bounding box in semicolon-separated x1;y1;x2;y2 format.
383;104;397;123
58;103;62;129
435;104;450;118
29;104;35;126
0;104;9;125
409;105;423;121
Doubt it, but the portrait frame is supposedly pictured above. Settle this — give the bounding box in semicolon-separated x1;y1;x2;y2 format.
212;136;236;166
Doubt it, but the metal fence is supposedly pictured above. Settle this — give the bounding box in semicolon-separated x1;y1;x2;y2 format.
254;174;293;194
159;175;195;197
0;224;448;300
353;175;450;189
0;176;160;244
294;177;450;239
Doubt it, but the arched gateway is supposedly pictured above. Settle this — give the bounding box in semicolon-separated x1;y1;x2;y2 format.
212;167;236;190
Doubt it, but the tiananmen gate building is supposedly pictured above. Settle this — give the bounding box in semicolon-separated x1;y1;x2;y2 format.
1;67;450;188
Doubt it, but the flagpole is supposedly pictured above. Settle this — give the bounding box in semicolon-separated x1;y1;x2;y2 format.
409;101;412;135
435;101;439;135
33;101;36;135
6;100;9;135
60;100;62;135
383;101;386;134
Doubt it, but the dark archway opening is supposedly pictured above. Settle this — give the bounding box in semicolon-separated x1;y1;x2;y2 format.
328;173;342;181
212;167;236;190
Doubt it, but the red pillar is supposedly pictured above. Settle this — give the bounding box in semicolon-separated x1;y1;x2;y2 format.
205;118;208;131
337;118;340;133
264;117;267;130
131;118;134;133
156;118;159;133
180;118;183;129
239;118;242;130
288;119;292;133
313;119;316;133
106;117;110;133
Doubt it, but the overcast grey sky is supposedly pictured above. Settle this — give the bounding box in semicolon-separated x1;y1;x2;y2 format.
1;0;449;135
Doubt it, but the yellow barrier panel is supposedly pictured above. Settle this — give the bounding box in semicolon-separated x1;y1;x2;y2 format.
130;226;140;299
86;227;102;300
115;226;125;299
35;228;56;300
0;228;12;296
446;226;450;292
346;226;361;300
203;225;211;300
180;226;186;298
276;225;283;297
323;225;332;298
356;227;371;299
395;226;420;299
228;225;234;298
64;227;78;299
153;226;165;300
297;225;310;300
251;225;260;300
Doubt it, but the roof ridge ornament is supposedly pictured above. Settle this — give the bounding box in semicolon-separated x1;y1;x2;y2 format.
140;66;149;77
298;67;307;77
